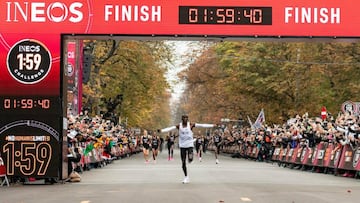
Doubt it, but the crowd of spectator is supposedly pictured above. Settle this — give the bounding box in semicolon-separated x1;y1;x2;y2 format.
206;111;360;177
68;110;360;176
66;110;143;180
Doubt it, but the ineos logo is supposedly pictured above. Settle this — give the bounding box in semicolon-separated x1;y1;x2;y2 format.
7;39;52;84
67;64;74;77
6;2;84;23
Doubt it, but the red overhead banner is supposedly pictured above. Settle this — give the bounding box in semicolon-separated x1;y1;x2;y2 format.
0;0;358;36
0;0;359;95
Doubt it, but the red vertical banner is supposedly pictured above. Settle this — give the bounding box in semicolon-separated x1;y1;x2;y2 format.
78;42;84;113
67;42;76;90
66;41;77;114
66;41;83;114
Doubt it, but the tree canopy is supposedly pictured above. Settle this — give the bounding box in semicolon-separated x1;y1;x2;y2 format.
180;41;360;124
81;40;360;127
82;40;172;130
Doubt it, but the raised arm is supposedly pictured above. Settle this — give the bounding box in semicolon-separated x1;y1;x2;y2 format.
194;123;215;128
159;125;178;133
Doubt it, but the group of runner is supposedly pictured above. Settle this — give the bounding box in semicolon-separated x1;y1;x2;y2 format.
140;130;162;164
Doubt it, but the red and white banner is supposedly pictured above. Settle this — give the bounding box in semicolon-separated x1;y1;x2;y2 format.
1;0;359;96
0;0;358;36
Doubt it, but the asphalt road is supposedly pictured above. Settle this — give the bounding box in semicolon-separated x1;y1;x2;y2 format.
0;149;359;203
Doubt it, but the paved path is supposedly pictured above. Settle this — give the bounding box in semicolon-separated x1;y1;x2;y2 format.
0;149;359;203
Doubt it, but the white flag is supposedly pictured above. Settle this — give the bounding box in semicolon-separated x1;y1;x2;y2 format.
247;115;253;127
253;109;265;129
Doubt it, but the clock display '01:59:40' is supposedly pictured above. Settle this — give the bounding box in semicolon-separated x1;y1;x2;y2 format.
179;6;272;25
2;98;50;109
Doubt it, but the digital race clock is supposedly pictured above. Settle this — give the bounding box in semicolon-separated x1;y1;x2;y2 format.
0;96;60;114
179;6;272;25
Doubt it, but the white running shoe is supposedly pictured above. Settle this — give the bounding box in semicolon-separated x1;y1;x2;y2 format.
216;159;219;164
182;176;190;184
199;157;202;162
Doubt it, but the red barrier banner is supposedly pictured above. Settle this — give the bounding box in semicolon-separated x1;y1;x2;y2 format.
306;147;316;166
290;145;300;163
328;144;342;169
300;147;313;165
323;143;333;167
285;147;294;163
293;146;304;165
337;144;359;171
279;147;288;162
311;143;326;167
272;147;281;161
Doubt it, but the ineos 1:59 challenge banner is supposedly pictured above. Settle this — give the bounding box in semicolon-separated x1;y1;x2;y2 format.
0;0;359;179
0;36;61;177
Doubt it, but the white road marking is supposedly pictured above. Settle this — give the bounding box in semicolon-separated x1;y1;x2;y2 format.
240;197;252;202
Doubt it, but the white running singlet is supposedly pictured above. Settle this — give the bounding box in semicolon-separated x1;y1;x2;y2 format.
179;122;194;148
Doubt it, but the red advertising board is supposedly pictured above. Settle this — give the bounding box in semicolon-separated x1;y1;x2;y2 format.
323;143;335;168
312;143;326;167
272;147;281;161
337;144;360;171
291;145;300;163
285;148;293;163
